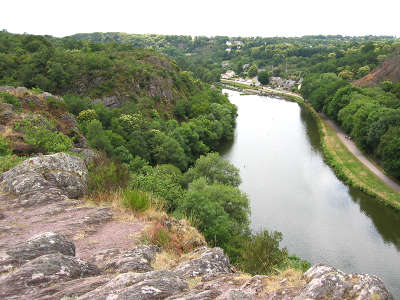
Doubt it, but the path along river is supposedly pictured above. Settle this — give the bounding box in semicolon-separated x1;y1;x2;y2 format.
220;89;400;297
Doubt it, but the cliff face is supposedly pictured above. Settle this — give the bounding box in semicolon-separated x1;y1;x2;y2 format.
0;153;394;299
353;47;400;87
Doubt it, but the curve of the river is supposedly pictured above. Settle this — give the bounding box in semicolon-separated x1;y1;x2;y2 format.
221;89;400;297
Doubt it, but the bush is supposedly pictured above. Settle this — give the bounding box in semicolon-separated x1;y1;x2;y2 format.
122;189;150;212
0;154;25;173
0;135;11;156
141;223;180;253
241;230;288;275
87;156;129;194
0;92;21;109
77;109;98;123
46;96;67;111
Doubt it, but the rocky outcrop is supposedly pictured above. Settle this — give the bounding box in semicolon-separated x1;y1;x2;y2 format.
0;154;395;299
0;152;87;204
298;264;394;300
98;245;161;273
0;232;75;273
174;247;234;279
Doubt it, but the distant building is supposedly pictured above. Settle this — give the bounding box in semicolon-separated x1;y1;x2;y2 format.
221;61;230;68
221;70;236;79
270;77;297;90
242;64;250;70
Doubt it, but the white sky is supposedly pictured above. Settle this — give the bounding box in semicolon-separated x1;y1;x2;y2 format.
2;0;400;38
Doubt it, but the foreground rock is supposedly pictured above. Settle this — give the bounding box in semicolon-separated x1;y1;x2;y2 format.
0;152;87;201
0;154;394;299
0;253;99;299
0;232;75;273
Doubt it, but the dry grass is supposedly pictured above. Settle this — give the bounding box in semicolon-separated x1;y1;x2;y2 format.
152;251;180;270
187;277;202;289
259;268;305;296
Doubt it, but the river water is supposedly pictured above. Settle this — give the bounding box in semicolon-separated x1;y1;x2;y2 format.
221;89;400;297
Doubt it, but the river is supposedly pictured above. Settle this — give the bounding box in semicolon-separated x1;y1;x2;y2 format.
220;89;400;297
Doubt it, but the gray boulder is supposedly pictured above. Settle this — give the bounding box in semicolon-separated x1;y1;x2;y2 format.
297;264;394;300
174;247;234;279
0;232;75;273
69;147;99;166
0;102;15;124
100;245;161;273
0;253;100;299
78;270;188;300
0;153;88;204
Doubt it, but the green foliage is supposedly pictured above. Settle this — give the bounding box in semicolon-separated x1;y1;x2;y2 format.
257;71;269;85
15;117;72;153
377;126;400;178
240;230;288;275
85;120;113;155
182;152;241;187
122;189;150;212
130;165;186;211
87;156;129;193
0;135;11;156
77;109;98;123
0;92;21;109
247;64;258;77
64;94;92;115
0;154;25;173
301;73;400;180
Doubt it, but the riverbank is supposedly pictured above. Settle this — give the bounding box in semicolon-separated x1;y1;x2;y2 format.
221;80;400;210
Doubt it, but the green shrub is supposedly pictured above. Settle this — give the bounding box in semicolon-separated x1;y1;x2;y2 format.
31;87;43;94
64;94;92;115
0;154;25;173
0;92;21;109
77;109;98;123
15;117;72;154
87;156;129;193
122;189;150;212
23;127;72;153
241;230;288;275
0;135;11;156
46;96;67;111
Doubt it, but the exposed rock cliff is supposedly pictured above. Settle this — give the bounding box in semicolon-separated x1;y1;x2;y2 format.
0;153;394;299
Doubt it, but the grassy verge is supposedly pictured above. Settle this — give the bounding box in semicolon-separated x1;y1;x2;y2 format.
305;103;400;209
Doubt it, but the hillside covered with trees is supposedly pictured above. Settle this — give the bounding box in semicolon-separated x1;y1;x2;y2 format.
71;32;399;84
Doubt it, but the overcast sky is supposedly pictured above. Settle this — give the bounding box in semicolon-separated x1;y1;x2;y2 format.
2;0;399;38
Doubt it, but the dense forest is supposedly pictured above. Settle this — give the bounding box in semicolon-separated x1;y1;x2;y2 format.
72;32;399;83
301;74;400;180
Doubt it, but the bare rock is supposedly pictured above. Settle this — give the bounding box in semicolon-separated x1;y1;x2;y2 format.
35;275;110;300
0;232;75;273
166;289;221;299
240;275;269;296
0;153;88;203
93;95;127;108
174;247;234;279
69;147;99;165
78;270;188;300
15;86;28;97
101;245;161;273
0;102;15;124
298;264;394;300
0;253;100;299
224;289;252;300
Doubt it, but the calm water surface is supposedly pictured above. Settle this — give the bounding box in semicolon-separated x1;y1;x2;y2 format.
221;89;400;297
